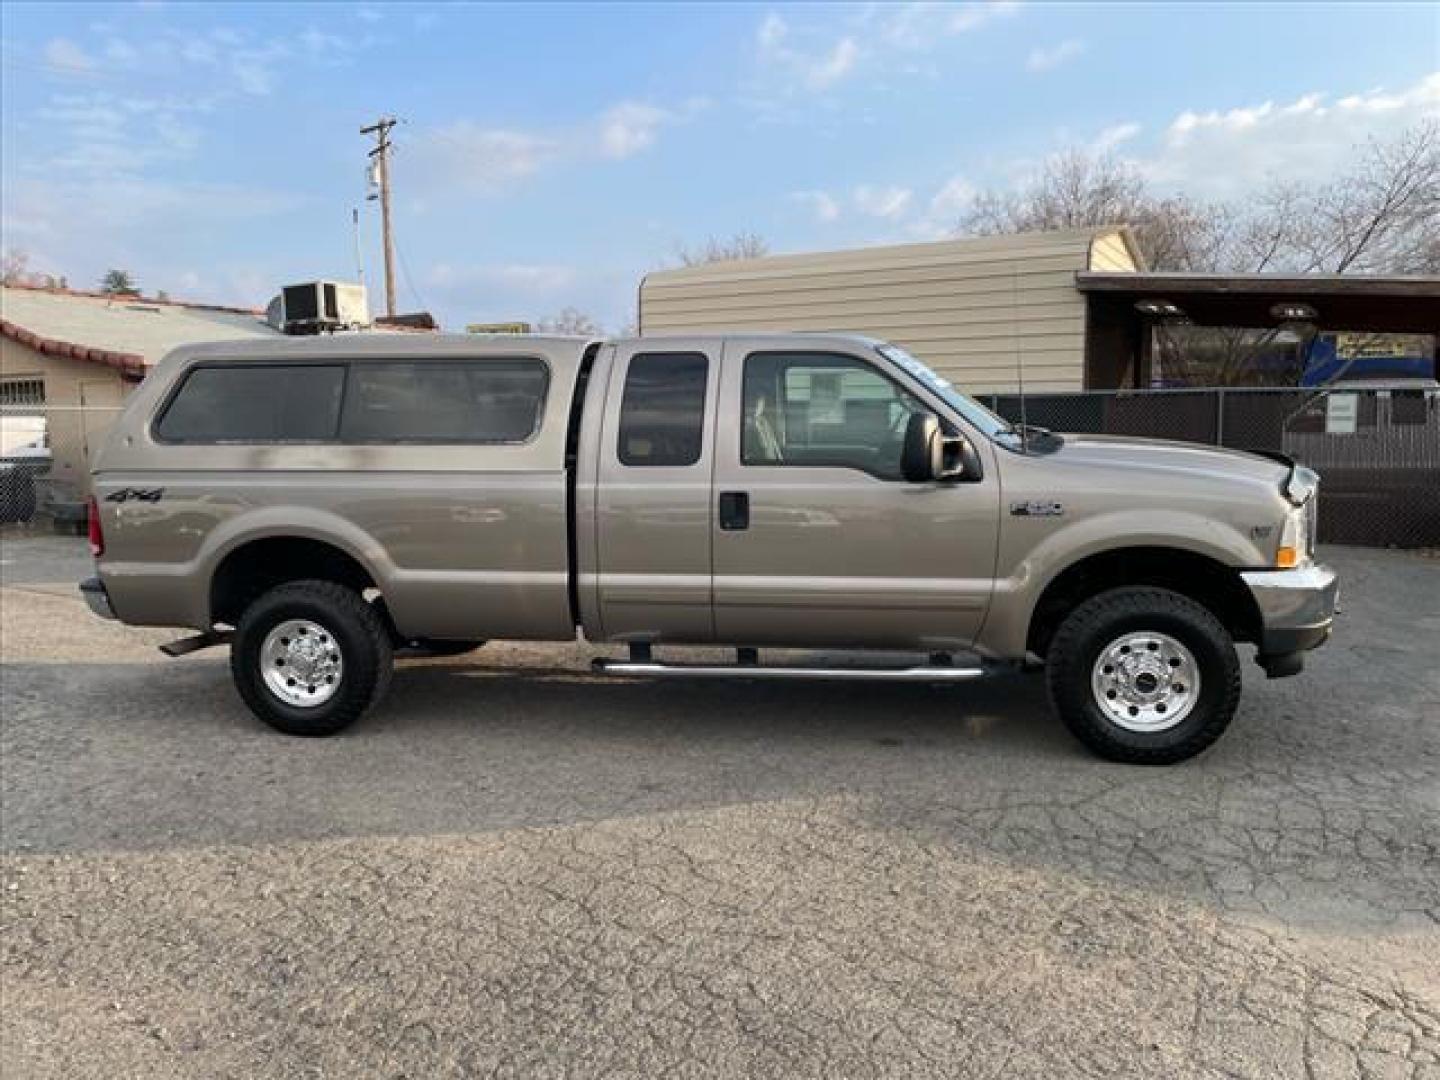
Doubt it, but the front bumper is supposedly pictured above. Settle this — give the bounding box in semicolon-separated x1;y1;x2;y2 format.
79;576;117;621
1240;563;1338;676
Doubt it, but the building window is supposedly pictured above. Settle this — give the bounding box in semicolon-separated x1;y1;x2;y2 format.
0;378;46;409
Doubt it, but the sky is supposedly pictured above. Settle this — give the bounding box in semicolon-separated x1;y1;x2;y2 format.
2;1;1437;330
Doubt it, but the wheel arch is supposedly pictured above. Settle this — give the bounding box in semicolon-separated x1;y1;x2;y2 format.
209;535;382;627
1022;545;1263;659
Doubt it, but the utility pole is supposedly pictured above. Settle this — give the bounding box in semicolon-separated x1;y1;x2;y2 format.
360;116;397;318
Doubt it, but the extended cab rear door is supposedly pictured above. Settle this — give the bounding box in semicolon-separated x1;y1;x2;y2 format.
587;339;721;643
710;337;1000;649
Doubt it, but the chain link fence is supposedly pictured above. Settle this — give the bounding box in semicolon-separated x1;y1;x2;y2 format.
4;391;1437;547
1;405;124;530
977;386;1440;547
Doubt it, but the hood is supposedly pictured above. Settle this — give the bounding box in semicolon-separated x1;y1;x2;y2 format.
1048;433;1291;488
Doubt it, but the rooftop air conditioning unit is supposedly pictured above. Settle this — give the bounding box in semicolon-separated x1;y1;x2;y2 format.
274;280;370;335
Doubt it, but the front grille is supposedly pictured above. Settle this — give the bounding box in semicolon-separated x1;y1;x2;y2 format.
1306;491;1319;556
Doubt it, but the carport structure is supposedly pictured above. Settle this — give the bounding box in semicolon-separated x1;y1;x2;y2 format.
1080;271;1440;388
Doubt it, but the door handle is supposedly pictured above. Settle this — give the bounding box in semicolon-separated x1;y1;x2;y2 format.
718;491;750;531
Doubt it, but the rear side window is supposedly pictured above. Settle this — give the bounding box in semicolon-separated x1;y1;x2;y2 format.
617;352;708;466
340;360;549;443
156;365;344;443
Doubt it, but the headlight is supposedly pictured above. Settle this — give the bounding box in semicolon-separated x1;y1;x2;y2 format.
1284;465;1319;507
1276;504;1311;568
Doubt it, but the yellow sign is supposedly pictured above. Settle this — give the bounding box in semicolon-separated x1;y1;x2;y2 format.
466;322;531;335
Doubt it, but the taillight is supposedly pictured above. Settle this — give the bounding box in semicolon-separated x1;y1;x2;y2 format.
87;495;105;558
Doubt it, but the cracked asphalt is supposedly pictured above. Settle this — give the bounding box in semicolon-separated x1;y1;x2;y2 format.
1;536;1437;1078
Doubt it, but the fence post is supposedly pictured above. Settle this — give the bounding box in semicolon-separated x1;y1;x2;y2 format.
1215;389;1225;446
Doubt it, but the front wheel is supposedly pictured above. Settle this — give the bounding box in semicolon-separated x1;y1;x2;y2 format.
1046;587;1240;765
231;579;394;736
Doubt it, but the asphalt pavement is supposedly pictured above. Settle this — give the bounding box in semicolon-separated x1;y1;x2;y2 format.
1;535;1437;1078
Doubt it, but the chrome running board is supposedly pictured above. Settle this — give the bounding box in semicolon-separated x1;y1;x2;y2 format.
592;658;988;682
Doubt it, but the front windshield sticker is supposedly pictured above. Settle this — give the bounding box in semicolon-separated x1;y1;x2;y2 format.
876;344;1010;438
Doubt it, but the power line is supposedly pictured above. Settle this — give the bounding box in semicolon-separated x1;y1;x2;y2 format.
393;235;429;316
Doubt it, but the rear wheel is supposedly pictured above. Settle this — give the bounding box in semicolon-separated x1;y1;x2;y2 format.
231;579;393;736
1046;587;1240;765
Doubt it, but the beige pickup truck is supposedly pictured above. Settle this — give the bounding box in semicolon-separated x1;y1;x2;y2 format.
82;333;1337;764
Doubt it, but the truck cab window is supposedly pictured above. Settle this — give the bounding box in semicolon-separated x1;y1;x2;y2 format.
742;352;926;479
617;352;708;466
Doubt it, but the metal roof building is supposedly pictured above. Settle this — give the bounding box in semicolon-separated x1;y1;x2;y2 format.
639;227;1145;394
1;284;281;510
639;229;1439;393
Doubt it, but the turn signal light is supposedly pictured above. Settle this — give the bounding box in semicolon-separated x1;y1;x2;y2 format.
1275;545;1299;569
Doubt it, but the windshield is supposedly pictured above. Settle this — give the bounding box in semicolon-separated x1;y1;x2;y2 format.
875;343;1012;439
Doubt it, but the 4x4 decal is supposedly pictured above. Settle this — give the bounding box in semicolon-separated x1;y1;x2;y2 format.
104;488;165;504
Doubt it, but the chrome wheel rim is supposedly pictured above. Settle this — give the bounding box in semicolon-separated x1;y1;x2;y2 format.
1090;631;1199;733
260;619;343;708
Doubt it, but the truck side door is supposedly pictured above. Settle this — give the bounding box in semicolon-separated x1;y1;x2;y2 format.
589;339;720;643
710;340;1000;650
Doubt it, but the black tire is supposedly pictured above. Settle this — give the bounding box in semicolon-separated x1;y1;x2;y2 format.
1046;587;1240;765
231;579;393;736
399;639;486;658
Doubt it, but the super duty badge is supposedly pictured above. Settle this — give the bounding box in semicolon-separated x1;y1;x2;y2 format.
1011;500;1065;517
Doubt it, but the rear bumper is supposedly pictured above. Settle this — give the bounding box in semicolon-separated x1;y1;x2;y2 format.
79;576;116;621
1240;563;1338;676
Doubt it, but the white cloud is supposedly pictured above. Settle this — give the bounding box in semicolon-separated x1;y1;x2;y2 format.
598;102;671;159
356;4;383;23
758;12;786;51
791;189;841;222
807;38;860;90
854;184;913;219
42;24;375;99
1026;38;1085;73
1146;72;1440;196
950;1;1022;33
900;175;978;239
867;1;1021;49
1092;121;1142;153
42;38;96;74
414;99;693;193
928;175;977;218
755;12;860;92
417;125;560;191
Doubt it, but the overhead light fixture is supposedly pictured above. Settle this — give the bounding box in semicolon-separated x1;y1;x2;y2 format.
1135;298;1187;319
1270;301;1318;322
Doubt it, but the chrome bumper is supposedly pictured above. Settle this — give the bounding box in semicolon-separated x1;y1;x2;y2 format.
79;576;117;621
1240;563;1338;674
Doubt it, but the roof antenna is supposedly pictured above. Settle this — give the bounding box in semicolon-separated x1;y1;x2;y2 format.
1012;262;1028;454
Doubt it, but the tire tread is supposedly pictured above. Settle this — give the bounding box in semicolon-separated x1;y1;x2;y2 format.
1046;586;1241;765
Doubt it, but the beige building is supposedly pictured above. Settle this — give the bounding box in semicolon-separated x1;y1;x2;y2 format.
639;227;1144;394
1;284;280;506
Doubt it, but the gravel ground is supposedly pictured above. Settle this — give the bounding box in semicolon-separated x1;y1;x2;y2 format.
1;536;1437;1078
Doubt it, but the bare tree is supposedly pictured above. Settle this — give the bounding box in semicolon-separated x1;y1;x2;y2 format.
1233;122;1439;274
2;249;42;286
957;151;1231;271
675;232;769;267
535;307;603;336
955;123;1439;276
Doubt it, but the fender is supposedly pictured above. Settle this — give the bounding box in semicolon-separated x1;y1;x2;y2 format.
976;508;1267;659
102;506;397;630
